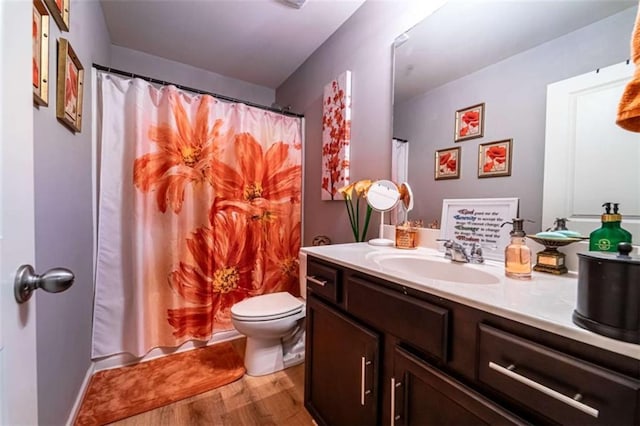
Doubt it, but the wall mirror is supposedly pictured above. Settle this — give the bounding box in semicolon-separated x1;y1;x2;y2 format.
392;0;638;235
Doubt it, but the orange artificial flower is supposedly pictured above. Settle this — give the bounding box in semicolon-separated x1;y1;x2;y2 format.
167;214;257;338
133;95;224;213
211;133;301;222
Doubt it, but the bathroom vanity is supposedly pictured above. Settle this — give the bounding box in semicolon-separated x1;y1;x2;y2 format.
301;244;639;425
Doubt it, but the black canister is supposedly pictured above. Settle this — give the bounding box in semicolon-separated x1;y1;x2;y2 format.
573;242;639;343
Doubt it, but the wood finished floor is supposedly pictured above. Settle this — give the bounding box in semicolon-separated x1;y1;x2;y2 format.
110;339;314;426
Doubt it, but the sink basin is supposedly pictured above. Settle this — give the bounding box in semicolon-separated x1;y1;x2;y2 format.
368;253;501;285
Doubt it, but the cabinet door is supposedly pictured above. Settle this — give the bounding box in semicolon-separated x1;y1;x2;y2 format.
391;346;525;426
305;295;380;426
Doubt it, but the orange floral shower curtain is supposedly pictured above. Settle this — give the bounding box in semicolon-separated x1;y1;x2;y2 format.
92;73;302;358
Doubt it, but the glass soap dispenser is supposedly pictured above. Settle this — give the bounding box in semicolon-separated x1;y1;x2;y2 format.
501;218;532;280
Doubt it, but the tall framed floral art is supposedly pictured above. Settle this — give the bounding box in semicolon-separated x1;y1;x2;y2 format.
56;38;84;133
321;70;352;200
33;0;50;106
44;0;69;32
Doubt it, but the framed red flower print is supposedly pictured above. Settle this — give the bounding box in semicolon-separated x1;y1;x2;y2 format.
435;147;460;180
33;0;50;107
478;139;512;178
44;0;69;32
56;38;84;133
455;103;484;142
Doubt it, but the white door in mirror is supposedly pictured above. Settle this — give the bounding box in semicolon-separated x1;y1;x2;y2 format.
367;180;400;246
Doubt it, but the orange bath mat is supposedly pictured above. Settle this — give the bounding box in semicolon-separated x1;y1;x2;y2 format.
74;341;245;425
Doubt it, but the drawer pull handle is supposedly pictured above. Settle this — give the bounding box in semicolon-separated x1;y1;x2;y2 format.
390;378;396;426
488;362;599;418
360;357;373;406
306;275;327;287
360;357;371;406
390;378;402;426
361;357;366;406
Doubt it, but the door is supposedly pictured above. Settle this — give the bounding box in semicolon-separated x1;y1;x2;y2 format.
305;295;380;426
543;61;638;238
0;0;39;424
391;346;524;425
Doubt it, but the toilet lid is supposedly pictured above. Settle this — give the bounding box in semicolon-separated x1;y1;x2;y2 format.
231;292;304;321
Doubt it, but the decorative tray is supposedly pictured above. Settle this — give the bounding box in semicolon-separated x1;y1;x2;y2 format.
527;235;588;248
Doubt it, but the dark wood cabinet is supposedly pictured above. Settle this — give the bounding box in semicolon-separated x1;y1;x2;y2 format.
305;294;380;426
392;346;525;425
304;255;639;426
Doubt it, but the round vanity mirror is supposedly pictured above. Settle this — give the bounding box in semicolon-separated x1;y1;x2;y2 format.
366;180;400;246
367;180;400;212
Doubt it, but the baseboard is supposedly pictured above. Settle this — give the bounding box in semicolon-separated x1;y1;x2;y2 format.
66;361;96;426
93;330;243;372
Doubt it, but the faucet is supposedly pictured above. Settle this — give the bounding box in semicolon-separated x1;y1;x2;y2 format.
439;240;484;264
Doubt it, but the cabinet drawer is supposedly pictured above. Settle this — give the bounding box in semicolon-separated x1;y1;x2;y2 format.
393;346;525;425
346;277;449;361
478;324;640;425
306;259;341;303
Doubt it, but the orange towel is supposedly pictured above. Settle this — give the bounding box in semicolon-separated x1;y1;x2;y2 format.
617;4;640;132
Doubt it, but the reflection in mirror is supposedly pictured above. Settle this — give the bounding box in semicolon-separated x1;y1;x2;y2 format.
398;182;414;224
392;0;637;234
367;180;400;246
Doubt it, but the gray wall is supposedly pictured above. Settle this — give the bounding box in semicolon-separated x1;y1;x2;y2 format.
110;45;275;106
33;1;111;424
393;8;636;233
276;1;441;245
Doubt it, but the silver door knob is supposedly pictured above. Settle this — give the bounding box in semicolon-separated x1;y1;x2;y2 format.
14;264;74;304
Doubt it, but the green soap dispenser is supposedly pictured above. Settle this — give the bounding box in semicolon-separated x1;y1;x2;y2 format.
589;203;632;252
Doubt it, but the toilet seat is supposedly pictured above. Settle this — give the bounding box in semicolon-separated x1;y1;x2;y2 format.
231;292;304;322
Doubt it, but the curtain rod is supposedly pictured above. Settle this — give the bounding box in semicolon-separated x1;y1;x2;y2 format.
92;63;304;119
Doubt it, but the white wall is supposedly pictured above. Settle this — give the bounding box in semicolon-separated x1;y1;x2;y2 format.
276;1;446;245
393;8;636;233
110;45;275;106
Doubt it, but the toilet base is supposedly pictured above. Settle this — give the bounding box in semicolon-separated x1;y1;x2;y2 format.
244;337;285;376
243;326;306;377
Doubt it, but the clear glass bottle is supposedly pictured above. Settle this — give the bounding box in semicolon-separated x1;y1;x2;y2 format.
502;218;532;280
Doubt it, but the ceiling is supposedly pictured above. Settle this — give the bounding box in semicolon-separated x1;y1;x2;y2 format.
394;0;637;103
100;0;366;89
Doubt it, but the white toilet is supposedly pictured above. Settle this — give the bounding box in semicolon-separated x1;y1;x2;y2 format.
231;291;306;376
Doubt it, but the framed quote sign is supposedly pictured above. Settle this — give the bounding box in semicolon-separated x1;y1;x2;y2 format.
439;197;519;261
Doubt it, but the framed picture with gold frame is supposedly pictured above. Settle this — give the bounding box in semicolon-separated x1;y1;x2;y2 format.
33;0;50;106
435;147;461;180
44;0;69;32
478;139;512;178
454;103;485;142
56;38;84;133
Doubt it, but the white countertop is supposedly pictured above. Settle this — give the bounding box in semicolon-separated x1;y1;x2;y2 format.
301;243;640;360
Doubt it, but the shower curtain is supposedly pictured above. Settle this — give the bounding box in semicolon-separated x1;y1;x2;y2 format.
92;73;302;358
